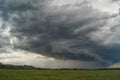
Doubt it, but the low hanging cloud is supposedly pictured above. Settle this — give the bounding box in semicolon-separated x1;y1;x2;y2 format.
0;0;120;68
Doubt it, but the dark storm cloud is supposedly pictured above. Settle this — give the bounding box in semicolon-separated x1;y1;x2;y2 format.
0;0;120;67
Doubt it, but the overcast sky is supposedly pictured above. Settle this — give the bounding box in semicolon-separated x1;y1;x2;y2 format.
0;0;120;69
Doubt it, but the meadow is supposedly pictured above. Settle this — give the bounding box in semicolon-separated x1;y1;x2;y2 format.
0;69;120;80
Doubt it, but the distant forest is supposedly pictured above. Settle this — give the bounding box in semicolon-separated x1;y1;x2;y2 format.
0;63;38;70
0;63;120;70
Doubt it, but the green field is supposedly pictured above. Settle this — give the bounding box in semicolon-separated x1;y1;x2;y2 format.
0;69;120;80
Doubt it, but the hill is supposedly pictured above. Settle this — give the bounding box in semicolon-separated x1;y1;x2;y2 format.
0;63;37;70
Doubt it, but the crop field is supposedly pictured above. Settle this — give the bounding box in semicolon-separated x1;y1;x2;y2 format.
0;69;120;80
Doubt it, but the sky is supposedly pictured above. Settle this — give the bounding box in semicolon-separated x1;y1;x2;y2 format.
0;0;120;69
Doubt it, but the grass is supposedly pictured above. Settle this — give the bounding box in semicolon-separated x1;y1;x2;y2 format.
0;69;120;80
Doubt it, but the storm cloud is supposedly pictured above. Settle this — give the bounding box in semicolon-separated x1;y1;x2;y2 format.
0;0;120;68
